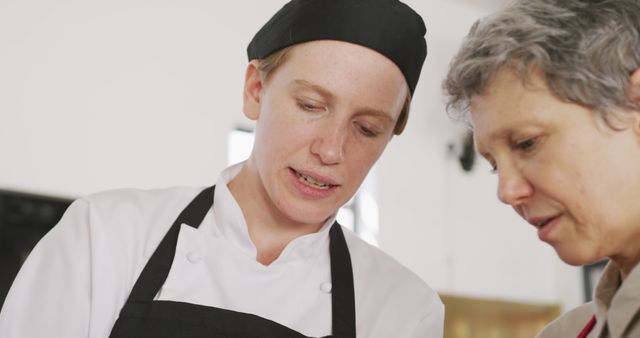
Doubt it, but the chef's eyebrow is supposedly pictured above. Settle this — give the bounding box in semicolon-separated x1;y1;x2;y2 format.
289;80;335;100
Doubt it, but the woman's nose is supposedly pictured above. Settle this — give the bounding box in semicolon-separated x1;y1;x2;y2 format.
496;163;533;206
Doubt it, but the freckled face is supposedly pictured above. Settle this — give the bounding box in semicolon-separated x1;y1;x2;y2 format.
243;40;408;226
471;69;640;266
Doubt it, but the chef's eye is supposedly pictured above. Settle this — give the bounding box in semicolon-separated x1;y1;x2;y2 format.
360;126;378;137
297;100;322;112
354;122;379;138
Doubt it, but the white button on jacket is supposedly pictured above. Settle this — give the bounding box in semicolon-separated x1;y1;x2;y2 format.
186;251;203;263
320;282;332;293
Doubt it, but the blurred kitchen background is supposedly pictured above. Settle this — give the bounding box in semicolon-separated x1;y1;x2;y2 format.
0;1;606;337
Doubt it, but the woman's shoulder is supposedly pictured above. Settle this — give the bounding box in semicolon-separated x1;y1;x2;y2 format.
536;302;594;338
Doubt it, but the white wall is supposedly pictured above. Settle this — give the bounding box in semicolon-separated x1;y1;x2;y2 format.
0;0;582;313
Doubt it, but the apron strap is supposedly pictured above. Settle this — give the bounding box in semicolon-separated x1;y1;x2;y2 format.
127;186;215;302
329;223;356;337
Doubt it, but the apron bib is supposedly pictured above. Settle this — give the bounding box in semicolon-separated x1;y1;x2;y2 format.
109;186;356;338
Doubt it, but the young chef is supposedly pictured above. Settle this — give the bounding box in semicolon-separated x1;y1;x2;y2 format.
0;0;444;337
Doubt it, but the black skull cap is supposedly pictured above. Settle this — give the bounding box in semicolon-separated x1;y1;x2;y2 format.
247;0;427;95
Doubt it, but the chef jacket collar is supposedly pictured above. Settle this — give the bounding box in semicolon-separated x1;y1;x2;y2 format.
209;162;336;265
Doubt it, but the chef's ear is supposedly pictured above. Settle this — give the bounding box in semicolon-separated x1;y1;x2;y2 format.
243;60;263;121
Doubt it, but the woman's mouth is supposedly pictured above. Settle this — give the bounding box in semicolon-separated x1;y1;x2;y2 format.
538;218;552;228
531;215;561;242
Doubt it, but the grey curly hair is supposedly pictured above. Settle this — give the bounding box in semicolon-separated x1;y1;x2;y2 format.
443;0;640;129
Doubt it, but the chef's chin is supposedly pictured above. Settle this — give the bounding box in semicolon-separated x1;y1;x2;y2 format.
273;195;340;228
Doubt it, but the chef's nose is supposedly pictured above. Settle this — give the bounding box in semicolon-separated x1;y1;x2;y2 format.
310;125;346;165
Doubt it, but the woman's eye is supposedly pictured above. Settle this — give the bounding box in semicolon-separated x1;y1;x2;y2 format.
515;137;537;152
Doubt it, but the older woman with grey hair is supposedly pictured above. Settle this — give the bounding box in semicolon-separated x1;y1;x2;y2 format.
444;0;640;337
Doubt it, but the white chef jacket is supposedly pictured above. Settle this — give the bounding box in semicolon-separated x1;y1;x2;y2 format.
0;163;444;338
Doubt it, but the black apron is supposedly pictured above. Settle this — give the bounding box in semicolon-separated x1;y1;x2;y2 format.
108;185;356;338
